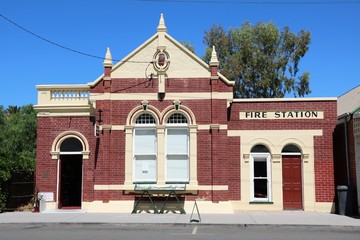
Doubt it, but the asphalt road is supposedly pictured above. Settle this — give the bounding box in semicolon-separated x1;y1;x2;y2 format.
0;224;359;240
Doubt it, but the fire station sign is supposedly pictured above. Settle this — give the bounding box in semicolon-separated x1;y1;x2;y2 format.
240;111;324;120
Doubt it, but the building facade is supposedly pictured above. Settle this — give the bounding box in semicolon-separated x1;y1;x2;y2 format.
334;85;360;215
35;15;337;213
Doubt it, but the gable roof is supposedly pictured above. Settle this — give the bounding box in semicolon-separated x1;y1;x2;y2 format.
88;14;233;87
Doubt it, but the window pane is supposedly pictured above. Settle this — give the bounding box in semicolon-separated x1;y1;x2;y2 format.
60;138;83;152
167;113;187;124
167;129;188;154
282;144;301;153
134;155;156;181
254;179;268;198
134;129;156;154
254;159;267;178
166;155;188;182
251;145;269;153
135;113;156;124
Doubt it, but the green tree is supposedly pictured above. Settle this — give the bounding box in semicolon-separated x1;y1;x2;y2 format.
203;21;311;98
6;105;21;116
181;41;195;53
0;104;37;212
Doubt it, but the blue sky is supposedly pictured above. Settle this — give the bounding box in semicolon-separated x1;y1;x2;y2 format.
0;0;359;107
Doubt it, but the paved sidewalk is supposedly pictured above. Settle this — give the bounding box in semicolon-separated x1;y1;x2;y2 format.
0;211;359;226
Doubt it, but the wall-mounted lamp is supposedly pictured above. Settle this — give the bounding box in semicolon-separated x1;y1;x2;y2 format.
173;100;181;110
141;100;149;110
97;109;103;124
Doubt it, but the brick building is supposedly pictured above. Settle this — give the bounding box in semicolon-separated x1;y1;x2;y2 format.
334;85;360;215
35;15;337;213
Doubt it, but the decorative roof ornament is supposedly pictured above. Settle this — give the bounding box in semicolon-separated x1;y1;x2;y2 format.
209;46;219;66
157;13;167;33
153;49;170;72
103;47;113;67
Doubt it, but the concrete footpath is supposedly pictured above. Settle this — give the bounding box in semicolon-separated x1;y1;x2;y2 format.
0;211;359;226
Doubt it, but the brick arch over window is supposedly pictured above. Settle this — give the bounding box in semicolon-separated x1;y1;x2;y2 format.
50;131;90;160
126;105;161;126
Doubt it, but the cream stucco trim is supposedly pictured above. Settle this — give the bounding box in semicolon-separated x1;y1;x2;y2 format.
124;105;198;186
96;124;228;131
126;105;161;125
228;129;322;211
157;125;166;184
124;126;134;185
314;202;336;213
90;92;233;101
94;184;228;191
50;131;90;160
37;111;93;117
197;125;228;130
87;34;159;86
162;106;196;125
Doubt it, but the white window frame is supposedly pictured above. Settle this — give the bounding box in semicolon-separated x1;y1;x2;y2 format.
133;124;157;183
250;153;272;202
165;122;189;183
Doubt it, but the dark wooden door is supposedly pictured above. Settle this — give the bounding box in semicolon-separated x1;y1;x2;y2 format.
282;155;303;210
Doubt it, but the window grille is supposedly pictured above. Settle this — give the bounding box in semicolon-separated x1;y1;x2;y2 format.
167;113;188;124
135;113;156;124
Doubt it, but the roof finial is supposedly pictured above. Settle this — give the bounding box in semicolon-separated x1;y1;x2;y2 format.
103;47;113;67
209;46;219;66
157;13;167;33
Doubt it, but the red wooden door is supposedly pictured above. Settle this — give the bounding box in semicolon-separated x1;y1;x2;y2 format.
282;155;303;210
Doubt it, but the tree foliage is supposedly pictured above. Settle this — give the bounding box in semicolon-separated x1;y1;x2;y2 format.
203;21;311;98
0;104;37;211
180;41;195;53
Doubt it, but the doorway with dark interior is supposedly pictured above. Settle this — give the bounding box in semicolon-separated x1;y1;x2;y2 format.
59;154;82;209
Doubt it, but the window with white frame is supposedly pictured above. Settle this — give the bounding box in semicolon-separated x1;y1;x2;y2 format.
165;113;189;183
133;113;157;182
250;145;272;202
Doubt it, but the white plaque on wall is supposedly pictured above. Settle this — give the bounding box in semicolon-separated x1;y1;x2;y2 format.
38;192;54;202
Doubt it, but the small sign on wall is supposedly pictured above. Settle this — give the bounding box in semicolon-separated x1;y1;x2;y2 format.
38;192;54;202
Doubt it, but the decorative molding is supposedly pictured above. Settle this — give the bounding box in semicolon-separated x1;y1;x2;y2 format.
243;154;250;163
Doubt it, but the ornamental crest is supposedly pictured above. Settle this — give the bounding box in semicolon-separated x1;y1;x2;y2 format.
153;50;170;71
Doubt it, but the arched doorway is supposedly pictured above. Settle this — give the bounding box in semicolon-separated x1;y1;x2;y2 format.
282;144;303;210
59;137;83;209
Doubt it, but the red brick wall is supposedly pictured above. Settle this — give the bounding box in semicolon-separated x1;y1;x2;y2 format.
36;74;337;205
229;100;337;202
36;116;96;202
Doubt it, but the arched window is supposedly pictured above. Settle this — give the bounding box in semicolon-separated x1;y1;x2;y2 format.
133;113;157;182
60;138;83;152
250;144;272;202
251;144;269;153
135;113;156;124
165;113;189;182
282;144;301;154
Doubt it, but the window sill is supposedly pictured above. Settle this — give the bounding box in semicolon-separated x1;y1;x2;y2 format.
165;181;189;184
249;201;274;204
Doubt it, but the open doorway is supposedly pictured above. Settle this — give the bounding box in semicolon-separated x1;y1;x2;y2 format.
58;137;83;209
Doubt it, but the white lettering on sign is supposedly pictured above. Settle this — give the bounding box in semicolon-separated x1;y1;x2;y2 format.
239;111;324;120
